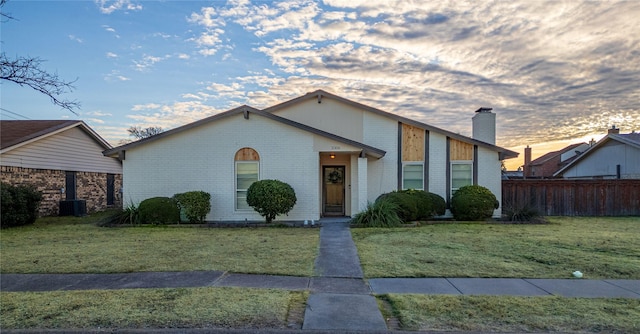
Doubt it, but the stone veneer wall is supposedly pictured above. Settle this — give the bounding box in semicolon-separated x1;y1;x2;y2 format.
1;166;122;216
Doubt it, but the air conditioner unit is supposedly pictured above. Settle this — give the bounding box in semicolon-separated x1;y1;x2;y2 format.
59;200;87;216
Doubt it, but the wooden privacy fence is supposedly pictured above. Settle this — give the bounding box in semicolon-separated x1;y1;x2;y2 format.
502;179;640;216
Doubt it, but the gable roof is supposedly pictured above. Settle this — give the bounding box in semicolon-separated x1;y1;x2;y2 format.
553;132;640;177
529;143;587;166
103;106;387;159
264;90;518;160
103;90;518;160
0;120;112;153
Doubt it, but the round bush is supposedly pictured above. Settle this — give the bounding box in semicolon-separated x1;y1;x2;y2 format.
173;191;211;223
375;191;418;222
138;197;180;225
246;180;296;223
403;190;446;220
450;185;499;221
1;182;42;228
426;192;446;217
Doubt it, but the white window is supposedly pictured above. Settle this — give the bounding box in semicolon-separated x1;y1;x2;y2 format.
402;163;424;190
236;161;259;211
451;162;472;192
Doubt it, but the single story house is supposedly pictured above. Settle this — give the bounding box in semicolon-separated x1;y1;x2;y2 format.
104;90;518;221
1;120;123;216
554;127;640;179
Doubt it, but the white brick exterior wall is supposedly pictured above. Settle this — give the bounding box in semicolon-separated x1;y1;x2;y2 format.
476;146;502;218
123;113;323;222
428;132;447;199
363;112;398;202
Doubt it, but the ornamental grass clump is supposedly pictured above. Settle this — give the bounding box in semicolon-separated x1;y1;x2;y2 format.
375;191;418;222
351;201;402;227
246;180;297;223
450;185;499;221
502;201;547;224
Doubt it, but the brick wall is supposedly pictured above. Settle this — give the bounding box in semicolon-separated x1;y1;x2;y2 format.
1;166;122;216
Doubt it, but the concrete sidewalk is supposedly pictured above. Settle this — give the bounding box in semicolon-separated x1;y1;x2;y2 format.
2;272;638;298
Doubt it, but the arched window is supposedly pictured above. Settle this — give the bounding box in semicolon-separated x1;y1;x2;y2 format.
235;148;260;210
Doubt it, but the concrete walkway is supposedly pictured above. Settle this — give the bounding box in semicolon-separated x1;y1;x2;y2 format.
303;220;387;331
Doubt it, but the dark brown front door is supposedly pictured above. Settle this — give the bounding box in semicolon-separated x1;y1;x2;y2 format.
323;166;345;216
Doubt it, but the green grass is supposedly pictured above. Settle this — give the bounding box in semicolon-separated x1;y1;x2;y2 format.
0;287;307;330
0;212;318;276
382;294;640;332
352;217;640;279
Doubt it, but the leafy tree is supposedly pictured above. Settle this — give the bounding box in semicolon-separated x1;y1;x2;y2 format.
0;0;80;114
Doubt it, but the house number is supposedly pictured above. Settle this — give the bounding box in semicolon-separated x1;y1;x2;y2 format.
331;146;341;149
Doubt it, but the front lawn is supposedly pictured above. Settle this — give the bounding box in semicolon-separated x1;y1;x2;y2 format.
1;287;306;330
0;212;319;276
382;294;640;332
352;217;640;279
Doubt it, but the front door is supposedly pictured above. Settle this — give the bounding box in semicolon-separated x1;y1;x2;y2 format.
323;166;345;216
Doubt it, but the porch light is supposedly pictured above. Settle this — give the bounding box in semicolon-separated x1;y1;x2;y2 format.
330;153;336;159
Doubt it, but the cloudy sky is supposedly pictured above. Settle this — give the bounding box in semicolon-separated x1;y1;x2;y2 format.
2;0;639;169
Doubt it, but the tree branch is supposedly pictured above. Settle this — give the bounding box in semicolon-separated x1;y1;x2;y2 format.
1;53;80;114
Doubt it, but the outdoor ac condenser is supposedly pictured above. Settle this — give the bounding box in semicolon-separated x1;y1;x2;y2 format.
59;200;87;217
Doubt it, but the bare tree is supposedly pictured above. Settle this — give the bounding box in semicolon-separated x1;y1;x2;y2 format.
127;126;164;139
0;0;80;114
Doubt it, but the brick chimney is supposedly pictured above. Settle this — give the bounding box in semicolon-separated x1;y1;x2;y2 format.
524;145;532;178
472;107;495;145
608;125;620;134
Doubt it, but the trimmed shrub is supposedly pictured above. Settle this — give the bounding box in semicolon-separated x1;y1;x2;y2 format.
403;189;446;220
173;191;211;223
246;179;297;223
451;185;499;221
427;192;446;217
375;190;445;222
375;191;418;222
1;182;43;228
351;201;402;227
138;197;180;225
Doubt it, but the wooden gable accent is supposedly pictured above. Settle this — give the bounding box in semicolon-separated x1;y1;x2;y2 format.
450;139;473;160
401;123;424;161
235;147;260;161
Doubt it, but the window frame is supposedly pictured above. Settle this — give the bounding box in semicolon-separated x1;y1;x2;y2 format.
451;161;473;193
235;160;260;211
402;162;424;190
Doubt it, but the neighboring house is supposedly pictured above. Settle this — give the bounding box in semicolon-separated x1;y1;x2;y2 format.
554;127;640;179
104;90;518;221
523;142;591;178
1;120;123;216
